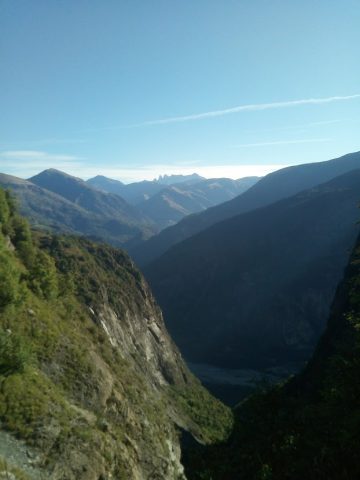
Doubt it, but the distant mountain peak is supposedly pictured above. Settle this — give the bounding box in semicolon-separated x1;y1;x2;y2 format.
155;173;204;185
88;175;125;186
30;168;84;183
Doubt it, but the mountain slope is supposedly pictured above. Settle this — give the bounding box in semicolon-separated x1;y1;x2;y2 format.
132;151;360;266
87;176;165;205
187;228;360;480
156;174;204;186
0;172;154;247
0;189;232;479
30;169;149;224
138;177;259;229
145;169;360;369
87;173;206;206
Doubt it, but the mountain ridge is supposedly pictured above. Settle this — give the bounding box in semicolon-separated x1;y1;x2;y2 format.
186;226;360;479
0;171;156;248
145;167;360;370
0;188;232;479
131;151;360;266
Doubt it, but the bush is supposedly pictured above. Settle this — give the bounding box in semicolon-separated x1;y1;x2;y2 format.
0;329;32;376
0;190;10;228
0;250;21;310
10;215;35;267
29;250;59;300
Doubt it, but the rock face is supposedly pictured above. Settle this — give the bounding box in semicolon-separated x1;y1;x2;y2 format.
0;189;232;479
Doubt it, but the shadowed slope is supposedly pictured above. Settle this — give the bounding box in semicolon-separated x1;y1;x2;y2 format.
132;151;360;266
145;169;360;369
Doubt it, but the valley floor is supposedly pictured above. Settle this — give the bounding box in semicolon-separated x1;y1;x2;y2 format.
188;361;305;406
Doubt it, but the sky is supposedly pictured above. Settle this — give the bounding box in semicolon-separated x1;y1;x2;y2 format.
0;0;359;183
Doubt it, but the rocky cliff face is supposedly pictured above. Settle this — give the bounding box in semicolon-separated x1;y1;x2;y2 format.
0;189;232;479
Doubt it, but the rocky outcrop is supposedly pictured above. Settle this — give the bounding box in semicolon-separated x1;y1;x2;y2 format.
0;192;232;480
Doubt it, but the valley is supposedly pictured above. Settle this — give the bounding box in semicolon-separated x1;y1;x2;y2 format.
2;3;359;478
188;361;304;406
1;150;360;478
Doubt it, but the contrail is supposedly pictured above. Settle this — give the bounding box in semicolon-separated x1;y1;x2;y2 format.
137;94;360;126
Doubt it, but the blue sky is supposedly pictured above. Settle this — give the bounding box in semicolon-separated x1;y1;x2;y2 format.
0;0;359;182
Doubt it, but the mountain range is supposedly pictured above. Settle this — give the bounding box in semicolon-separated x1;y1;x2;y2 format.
87;174;259;229
144;160;360;370
131;151;360;266
0;171;155;248
87;173;206;204
1;151;360;478
0;170;258;247
137;177;258;229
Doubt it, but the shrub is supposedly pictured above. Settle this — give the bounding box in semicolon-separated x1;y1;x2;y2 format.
0;189;10;228
0;329;32;376
29;251;59;300
0;250;21;310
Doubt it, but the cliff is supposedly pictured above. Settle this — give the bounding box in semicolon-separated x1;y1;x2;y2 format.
0;189;232;479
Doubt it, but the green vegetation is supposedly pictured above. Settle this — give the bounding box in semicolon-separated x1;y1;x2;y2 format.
0;329;32;376
0;170;155;248
169;384;233;444
186;238;360;480
0;187;231;478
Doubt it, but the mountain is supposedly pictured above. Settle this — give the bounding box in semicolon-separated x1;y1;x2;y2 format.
0;171;155;247
30;169;148;223
186;229;360;480
88;174;259;229
156;173;204;185
0;169;257;247
131;151;360;266
85;174;125;195
138;177;259;229
87;174;205;206
87;176;166;205
144;169;360;370
0;189;232;479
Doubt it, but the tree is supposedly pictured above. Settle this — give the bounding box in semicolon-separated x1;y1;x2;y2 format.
0;250;21;310
29;251;59;300
0;189;10;228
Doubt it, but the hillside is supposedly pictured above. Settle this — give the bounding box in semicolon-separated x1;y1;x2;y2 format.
87;176;165;205
138;177;259;229
0;189;232;479
132;151;360;266
87;174;259;229
86;174;206;205
186;227;360;480
29;169;150;225
0;172;155;248
145;169;360;369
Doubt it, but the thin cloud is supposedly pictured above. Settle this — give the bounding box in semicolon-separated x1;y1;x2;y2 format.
134;94;360;127
0;138;87;148
0;150;83;178
0;150;80;161
306;119;349;127
232;138;332;148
